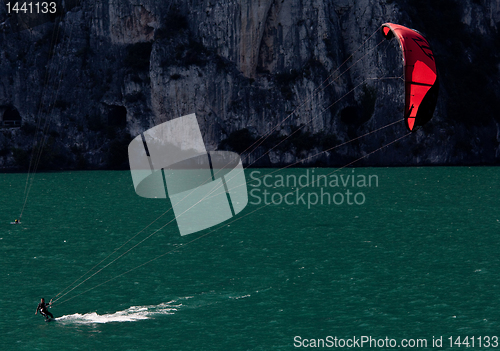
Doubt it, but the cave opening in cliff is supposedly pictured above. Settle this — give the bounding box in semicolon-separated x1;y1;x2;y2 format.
1;106;22;128
107;105;127;128
340;106;360;125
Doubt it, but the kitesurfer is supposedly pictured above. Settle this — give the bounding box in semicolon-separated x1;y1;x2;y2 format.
35;298;54;320
14;219;19;224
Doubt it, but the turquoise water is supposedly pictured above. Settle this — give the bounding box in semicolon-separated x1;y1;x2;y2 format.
1;167;500;350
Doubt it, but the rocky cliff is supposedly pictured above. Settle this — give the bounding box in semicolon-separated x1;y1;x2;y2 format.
0;0;499;170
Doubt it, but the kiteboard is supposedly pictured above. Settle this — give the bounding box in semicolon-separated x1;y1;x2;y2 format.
10;222;20;225
45;318;54;323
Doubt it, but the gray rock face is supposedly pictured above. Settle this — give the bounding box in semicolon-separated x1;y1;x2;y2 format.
0;0;498;170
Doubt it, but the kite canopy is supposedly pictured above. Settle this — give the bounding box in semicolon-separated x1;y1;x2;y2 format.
382;23;439;131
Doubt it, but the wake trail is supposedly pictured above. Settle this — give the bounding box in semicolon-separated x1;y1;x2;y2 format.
54;300;186;324
54;287;268;324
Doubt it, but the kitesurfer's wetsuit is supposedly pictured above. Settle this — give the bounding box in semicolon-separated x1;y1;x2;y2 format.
36;301;53;319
